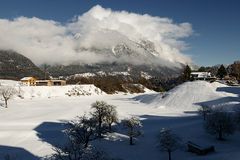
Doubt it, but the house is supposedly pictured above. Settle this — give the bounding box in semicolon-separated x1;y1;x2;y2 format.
21;77;66;86
35;79;66;86
20;77;37;86
190;72;215;81
50;80;66;86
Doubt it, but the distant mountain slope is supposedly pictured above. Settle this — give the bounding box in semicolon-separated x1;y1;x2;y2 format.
0;50;45;80
46;63;182;79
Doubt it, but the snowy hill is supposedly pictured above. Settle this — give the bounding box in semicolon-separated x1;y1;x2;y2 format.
134;81;238;112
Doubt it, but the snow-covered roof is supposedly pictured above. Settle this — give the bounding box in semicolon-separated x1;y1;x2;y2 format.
191;72;211;78
20;77;35;81
191;72;210;74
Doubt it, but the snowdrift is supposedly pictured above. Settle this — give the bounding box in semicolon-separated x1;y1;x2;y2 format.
0;80;105;99
134;81;239;112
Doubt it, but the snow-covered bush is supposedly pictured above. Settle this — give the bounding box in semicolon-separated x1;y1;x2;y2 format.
122;116;142;145
157;128;181;160
66;86;91;96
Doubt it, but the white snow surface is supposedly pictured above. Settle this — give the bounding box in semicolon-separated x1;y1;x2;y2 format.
108;72;130;76
134;81;238;112
0;80;105;98
0;80;240;160
72;73;96;78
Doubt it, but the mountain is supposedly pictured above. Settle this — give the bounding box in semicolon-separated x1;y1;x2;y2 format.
0;49;185;93
42;38;188;93
72;30;190;67
46;63;182;79
45;37;186;79
0;50;45;80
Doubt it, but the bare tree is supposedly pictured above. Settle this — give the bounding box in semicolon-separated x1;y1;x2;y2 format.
67;115;97;148
158;128;181;160
123;116;142;145
45;115;114;160
48;140;113;160
91;101;109;137
198;105;211;120
105;105;118;132
205;110;236;140
0;86;17;108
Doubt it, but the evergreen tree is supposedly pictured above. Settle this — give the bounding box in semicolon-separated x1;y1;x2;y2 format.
217;64;227;79
198;66;206;72
183;65;191;81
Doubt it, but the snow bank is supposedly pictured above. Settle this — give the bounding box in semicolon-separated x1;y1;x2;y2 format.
0;79;105;99
135;81;238;112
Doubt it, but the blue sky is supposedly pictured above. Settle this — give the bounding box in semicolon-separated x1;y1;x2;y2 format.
0;0;239;66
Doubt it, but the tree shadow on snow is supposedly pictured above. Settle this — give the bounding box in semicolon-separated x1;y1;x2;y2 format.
216;86;240;96
94;114;205;160
195;86;240;111
131;93;162;104
0;145;39;160
34;121;68;149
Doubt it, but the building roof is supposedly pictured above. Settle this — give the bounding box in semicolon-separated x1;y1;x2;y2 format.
191;72;211;78
20;77;35;81
36;80;66;82
191;72;210;74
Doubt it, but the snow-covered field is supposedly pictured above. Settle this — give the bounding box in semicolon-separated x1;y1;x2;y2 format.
0;80;240;160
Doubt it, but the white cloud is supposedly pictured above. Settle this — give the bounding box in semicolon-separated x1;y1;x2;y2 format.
0;5;193;67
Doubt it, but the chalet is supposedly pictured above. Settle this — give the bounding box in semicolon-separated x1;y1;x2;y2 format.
21;77;66;86
190;72;215;81
20;77;37;86
35;79;66;86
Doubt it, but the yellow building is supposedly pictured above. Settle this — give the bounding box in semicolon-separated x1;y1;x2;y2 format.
20;77;37;86
21;77;66;86
36;80;66;86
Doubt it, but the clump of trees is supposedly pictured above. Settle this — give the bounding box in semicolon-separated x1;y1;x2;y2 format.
228;61;240;80
47;101;127;159
122;116;142;145
66;115;97;148
0;86;17;108
45;101;146;159
217;64;227;79
157;128;181;160
204;109;236;140
91;101;118;137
